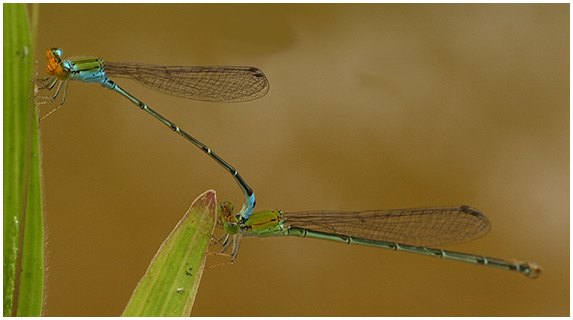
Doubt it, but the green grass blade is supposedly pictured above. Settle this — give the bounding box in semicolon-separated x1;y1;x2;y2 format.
17;90;44;316
122;190;217;316
3;3;44;317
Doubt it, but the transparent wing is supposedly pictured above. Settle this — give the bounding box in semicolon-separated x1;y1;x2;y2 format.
105;62;269;103
284;205;491;246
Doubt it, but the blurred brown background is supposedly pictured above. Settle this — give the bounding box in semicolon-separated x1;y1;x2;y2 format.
33;4;567;316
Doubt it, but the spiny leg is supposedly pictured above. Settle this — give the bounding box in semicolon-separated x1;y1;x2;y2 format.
206;234;242;269
34;77;60;103
34;77;61;103
38;81;69;121
35;76;57;90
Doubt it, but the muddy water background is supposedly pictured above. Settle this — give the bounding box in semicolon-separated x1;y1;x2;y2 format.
33;4;568;316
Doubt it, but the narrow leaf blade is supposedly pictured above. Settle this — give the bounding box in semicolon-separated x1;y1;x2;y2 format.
122;190;217;316
4;3;44;316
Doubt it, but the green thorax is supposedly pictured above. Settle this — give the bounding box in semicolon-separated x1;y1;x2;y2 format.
65;57;107;84
242;209;287;237
219;202;287;237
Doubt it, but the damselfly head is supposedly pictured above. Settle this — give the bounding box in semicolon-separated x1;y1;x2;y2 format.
218;202;241;235
45;48;70;80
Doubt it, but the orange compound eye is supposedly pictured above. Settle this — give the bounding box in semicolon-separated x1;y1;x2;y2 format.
45;48;62;64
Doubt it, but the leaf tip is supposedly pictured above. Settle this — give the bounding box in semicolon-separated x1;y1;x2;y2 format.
194;189;217;211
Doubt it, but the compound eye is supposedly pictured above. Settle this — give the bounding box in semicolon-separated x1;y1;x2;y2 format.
219;202;235;218
46;48;63;60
